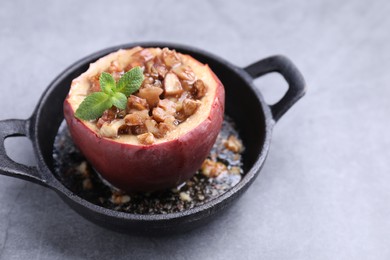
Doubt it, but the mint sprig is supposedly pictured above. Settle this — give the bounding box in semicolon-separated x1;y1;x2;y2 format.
75;66;144;120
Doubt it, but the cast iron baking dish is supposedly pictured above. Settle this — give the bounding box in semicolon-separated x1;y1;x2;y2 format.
0;42;306;234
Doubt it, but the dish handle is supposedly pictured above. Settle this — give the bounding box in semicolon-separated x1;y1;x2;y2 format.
0;119;46;186
244;55;306;122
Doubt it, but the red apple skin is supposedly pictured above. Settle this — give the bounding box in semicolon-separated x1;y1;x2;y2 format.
63;71;224;192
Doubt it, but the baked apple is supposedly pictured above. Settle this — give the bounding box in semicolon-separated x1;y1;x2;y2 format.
63;47;225;192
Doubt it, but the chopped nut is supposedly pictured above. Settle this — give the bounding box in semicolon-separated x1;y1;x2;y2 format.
118;124;131;135
156;122;175;138
144;119;159;135
131;125;148;135
85;47;211;142
224;135;243;153
164;72;183;96
162;48;181;68
126;49;154;69
137;132;155;145
172;65;196;84
179;192;192;202
145;60;156;77
158;99;177;115
99;119;126;138
145;58;168;79
164;116;178;126
137;49;154;62
152;107;175;123
155;64;168;78
124;110;149;126
152;63;168;78
137;86;163;107
127;95;149;111
201;159;227;178
96;107;118;128
182;99;200;116
193;79;207;98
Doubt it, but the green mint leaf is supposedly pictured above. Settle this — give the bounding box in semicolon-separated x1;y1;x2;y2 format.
99;72;116;95
110;92;127;110
116;66;144;97
75;92;112;120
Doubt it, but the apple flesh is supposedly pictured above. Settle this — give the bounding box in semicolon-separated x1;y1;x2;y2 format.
63;47;225;192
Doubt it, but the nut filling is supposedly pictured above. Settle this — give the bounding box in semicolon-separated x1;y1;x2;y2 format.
87;48;207;144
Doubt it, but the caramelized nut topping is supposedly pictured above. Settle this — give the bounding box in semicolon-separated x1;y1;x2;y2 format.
164;72;183;96
145;57;169;79
224;135;243;153
100;119;126;138
156;122;175;138
193;79;207;98
152;107;175;123
118;124;131;135
96;107;118;128
144;119;159;136
137;86;163;107
124;110;149;126
161;48;181;68
92;47;212;143
172;65;196;84
158;99;177;115
131;125;148;135
127;95;149;112
125;49;154;70
137;132;155;145
182;99;200;116
201;159;227;178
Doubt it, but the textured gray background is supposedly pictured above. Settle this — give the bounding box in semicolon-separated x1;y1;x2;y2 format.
1;0;390;259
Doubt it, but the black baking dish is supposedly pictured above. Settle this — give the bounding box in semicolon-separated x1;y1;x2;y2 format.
0;42;306;234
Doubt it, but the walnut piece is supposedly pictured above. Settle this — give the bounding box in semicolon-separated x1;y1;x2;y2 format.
164;72;183;96
162;48;181;68
137;86;163;108
152;107;175;123
124;110;149;126
137;132;155;145
172;65;196;84
99;119;126;138
201;159;227;178
182;99;200;116
224;135;243;153
127;95;149;112
193;79;207;98
158;99;177;115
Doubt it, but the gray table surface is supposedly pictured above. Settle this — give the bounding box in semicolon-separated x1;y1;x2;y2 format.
1;0;389;259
